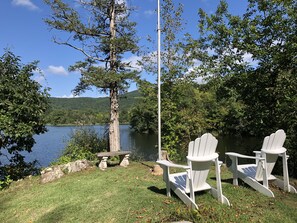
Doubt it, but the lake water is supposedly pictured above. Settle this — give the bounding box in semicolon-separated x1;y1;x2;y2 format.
0;125;158;167
0;125;262;167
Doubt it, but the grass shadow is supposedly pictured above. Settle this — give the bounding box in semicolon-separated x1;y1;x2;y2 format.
140;162;154;169
147;186;208;198
210;177;234;184
147;186;167;195
147;186;183;200
36;204;72;223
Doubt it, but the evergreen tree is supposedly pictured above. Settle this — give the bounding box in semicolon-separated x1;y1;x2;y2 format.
44;0;139;152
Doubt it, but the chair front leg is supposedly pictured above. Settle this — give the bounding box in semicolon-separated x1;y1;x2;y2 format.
254;151;261;166
162;165;171;197
260;154;268;188
229;156;239;186
214;158;223;203
282;152;290;192
187;162;195;205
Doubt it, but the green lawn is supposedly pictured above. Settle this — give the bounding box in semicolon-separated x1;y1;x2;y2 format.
0;162;297;223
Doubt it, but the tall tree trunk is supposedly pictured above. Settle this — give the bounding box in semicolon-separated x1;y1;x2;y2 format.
109;0;120;152
109;86;120;152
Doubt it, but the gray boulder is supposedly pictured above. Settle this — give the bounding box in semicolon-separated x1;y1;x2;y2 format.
62;159;90;174
40;160;91;184
40;166;65;184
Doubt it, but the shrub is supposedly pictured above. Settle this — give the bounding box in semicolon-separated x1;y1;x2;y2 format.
0;175;13;190
53;127;108;165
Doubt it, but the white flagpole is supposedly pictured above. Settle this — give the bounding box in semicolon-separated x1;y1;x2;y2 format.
157;0;162;160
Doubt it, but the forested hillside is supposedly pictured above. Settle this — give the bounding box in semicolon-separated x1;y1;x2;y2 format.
46;91;141;125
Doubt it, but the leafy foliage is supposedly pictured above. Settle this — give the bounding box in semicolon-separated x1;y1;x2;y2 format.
0;50;49;186
130;81;157;134
53;127;108;165
187;0;297;176
0;175;12;190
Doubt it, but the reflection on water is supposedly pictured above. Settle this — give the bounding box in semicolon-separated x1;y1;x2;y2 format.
0;125;262;168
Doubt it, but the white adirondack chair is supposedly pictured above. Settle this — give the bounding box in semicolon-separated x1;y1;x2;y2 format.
226;129;297;197
157;133;230;209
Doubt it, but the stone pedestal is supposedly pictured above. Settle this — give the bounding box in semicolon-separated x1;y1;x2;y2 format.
98;156;108;170
119;154;130;167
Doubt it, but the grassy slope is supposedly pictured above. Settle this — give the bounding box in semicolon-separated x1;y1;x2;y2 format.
0;162;297;223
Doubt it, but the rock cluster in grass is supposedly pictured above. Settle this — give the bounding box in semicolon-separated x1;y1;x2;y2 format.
40;160;90;183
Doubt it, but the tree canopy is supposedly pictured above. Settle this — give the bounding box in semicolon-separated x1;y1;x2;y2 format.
130;0;297;177
188;0;297;176
0;50;49;185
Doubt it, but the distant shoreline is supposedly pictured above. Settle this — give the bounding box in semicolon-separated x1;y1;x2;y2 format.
46;122;130;127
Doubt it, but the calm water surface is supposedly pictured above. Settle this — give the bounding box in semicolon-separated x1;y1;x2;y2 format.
1;125;262;167
28;125;157;167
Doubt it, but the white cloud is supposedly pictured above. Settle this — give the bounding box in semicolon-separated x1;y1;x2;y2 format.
144;10;155;16
33;74;45;84
60;93;79;98
12;0;39;10
242;52;258;67
116;0;126;4
122;55;142;71
185;60;206;84
242;52;253;63
32;68;46;83
47;65;68;76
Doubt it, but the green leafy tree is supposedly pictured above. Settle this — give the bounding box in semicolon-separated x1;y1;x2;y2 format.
239;0;297;135
130;80;157;134
188;0;297;176
189;0;297;134
0;50;49;184
132;0;217;160
44;0;139;152
241;0;297;177
158;0;215;160
132;0;189;156
184;0;249;135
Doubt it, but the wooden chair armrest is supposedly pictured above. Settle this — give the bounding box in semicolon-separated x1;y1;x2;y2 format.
226;152;265;160
278;154;289;158
156;160;190;169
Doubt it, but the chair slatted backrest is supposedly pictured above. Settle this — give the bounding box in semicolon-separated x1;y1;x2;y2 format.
255;130;286;180
187;133;218;191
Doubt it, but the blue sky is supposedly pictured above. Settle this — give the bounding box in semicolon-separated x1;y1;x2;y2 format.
0;0;248;98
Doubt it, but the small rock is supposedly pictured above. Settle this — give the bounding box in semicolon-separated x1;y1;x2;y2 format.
152;164;163;176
